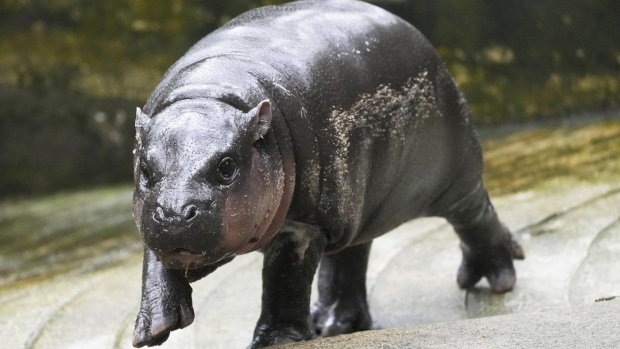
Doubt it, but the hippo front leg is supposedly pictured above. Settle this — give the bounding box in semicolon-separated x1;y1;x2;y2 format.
133;248;228;347
133;248;194;347
249;226;327;348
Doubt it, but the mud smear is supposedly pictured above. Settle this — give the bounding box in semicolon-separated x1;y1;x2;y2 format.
324;71;438;220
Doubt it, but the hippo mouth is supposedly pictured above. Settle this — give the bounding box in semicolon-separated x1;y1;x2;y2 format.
157;248;209;270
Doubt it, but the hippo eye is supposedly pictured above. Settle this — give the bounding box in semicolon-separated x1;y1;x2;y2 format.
218;157;237;182
140;161;152;186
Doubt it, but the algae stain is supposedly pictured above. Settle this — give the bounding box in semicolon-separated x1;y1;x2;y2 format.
482;118;620;196
0;185;140;287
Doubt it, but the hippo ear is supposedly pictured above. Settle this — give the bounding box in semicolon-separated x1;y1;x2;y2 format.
135;107;151;133
251;99;272;141
134;107;151;152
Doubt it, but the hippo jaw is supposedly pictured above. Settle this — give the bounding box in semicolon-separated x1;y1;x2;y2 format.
157;248;208;270
133;98;288;269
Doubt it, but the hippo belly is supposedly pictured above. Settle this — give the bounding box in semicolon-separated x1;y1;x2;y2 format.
132;1;524;348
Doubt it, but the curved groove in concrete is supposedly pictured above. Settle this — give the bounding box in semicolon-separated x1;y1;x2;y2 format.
516;187;620;234
508;190;620;314
191;255;264;349
367;220;449;297
23;278;102;349
112;312;136;349
369;224;466;328
568;218;620;305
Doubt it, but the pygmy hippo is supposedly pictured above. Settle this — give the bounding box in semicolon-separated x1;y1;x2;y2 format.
131;0;524;347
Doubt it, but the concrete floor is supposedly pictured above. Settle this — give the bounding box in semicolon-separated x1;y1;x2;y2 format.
1;181;618;349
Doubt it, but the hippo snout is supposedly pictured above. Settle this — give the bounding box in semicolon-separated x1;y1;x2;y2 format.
141;198;227;262
152;203;200;226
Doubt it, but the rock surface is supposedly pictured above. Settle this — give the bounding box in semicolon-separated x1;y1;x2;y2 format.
1;117;619;349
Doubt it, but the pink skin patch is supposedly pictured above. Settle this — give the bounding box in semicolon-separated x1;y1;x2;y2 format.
223;151;283;255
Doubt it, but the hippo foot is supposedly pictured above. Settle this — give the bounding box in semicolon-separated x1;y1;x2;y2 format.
248;319;316;349
311;297;372;337
457;238;525;294
133;277;194;347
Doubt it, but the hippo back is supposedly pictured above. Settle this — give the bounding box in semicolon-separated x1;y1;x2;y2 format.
143;0;480;251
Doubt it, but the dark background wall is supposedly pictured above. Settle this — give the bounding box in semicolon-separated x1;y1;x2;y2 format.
1;0;618;197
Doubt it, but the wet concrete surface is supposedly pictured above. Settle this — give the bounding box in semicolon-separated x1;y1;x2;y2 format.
274;298;620;349
1;117;619;348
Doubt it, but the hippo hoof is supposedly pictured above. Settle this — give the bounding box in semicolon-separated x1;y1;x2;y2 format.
248;320;316;349
457;238;523;294
132;283;194;347
311;298;372;337
457;261;516;293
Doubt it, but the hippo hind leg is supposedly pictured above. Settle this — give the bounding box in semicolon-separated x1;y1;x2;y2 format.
436;181;525;293
311;242;372;336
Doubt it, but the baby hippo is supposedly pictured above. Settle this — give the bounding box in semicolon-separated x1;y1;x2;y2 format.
131;0;524;347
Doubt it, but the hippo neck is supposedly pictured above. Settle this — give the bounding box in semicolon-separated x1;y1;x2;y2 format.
238;87;297;254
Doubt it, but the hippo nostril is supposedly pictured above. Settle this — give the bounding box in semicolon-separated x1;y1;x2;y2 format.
153;207;165;223
183;204;198;221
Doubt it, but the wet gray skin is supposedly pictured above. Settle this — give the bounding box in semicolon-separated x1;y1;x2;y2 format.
132;0;524;348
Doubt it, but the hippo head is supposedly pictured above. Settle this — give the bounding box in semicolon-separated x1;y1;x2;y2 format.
132;98;285;270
